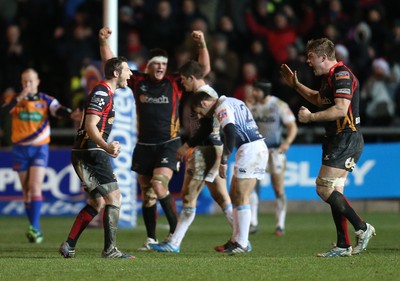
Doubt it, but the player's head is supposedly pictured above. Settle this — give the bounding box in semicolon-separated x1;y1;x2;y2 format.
253;79;272;99
179;60;204;92
191;90;217;118
21;68;40;95
306;38;336;60
306;38;336;76
104;56;132;88
146;48;168;81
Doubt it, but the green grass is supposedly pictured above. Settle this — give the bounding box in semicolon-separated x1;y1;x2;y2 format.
0;212;399;281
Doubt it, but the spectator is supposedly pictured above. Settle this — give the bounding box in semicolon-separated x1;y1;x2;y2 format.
363;4;390;57
245;3;314;65
360;58;396;126
216;15;245;54
178;0;208;34
141;0;181;56
233;61;259;101
0;24;30;91
209;33;240;96
243;36;273;80
317;0;351;37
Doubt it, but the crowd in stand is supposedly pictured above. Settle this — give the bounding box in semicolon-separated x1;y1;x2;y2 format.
1;0;400;147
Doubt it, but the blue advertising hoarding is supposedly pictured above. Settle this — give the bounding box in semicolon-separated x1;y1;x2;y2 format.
0;142;398;219
256;143;399;200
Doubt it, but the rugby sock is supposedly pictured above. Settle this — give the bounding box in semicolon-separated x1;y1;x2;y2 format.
276;195;287;229
30;196;43;231
249;191;259;226
159;193;178;234
232;205;239;242
103;205;120;252
142;204;157;239
326;191;367;231
25;202;31;224
237;204;251;248
222;203;233;227
67;204;98;247
330;205;350;248
170;207;196;246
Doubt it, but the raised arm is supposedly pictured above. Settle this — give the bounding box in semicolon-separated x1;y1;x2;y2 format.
280;64;321;106
192;30;210;77
98;27;115;64
0;87;29;113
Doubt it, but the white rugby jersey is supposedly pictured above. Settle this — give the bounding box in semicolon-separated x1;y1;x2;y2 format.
215;96;263;147
249;95;295;148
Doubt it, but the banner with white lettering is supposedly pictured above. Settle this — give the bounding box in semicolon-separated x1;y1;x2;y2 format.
0;149;85;215
227;143;399;200
109;86;137;228
1;143;398;217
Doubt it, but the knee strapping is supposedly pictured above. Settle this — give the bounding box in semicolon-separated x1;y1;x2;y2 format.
316;177;346;188
151;174;170;189
316;177;346;199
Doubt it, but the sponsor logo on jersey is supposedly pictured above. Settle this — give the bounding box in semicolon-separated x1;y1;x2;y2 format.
345;157;356;170
94;90;108;97
238;167;247;173
139;94;169;104
335;71;350;80
161;157;169;164
140;84;148;92
19;111;43;122
217;109;228;121
336;88;351;95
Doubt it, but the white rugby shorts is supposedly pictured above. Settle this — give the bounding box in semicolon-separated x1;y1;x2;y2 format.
234;139;268;180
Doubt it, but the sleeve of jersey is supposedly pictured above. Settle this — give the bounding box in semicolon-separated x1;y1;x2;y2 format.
216;105;235;129
279;101;296;124
333;69;353;100
86;90;110;115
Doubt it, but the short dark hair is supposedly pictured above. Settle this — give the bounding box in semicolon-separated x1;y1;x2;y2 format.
190;91;215;111
179;60;204;79
253;79;272;96
149;48;168;59
306;38;336;60
104;56;128;79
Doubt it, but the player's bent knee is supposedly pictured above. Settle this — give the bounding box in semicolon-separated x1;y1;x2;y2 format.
182;192;199;206
150;174;170;189
316;177;346;199
141;185;157;207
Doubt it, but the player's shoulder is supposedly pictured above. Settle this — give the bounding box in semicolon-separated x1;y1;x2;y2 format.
332;62;353;79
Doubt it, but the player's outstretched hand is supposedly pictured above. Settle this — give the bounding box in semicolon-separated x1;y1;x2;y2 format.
280;64;299;89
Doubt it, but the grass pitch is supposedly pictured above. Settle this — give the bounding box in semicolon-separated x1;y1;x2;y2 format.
0;212;399;281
